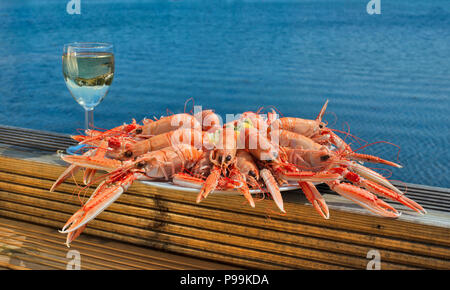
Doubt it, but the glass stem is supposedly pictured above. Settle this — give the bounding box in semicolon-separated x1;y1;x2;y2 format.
85;109;94;131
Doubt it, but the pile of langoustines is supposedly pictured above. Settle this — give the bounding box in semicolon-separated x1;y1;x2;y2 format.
50;100;425;246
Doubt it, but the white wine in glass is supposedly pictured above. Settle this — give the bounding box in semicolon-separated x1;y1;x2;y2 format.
63;42;114;130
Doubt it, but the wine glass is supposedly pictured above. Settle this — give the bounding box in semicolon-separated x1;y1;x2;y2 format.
62;42;114;131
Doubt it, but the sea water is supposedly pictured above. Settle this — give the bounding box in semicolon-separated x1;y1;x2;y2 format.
0;0;448;187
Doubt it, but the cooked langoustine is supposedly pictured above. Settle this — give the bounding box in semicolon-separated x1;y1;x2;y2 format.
51;100;425;247
58;144;203;246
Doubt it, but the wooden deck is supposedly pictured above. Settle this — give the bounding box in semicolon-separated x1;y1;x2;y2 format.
0;125;449;270
0;217;239;270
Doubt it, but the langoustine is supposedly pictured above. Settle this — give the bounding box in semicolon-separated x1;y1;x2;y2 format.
51;101;425;247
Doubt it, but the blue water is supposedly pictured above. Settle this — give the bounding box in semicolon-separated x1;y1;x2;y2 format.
0;0;449;187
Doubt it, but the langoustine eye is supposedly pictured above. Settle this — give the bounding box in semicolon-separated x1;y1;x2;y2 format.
136;161;146;169
123;150;133;158
320;154;330;161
